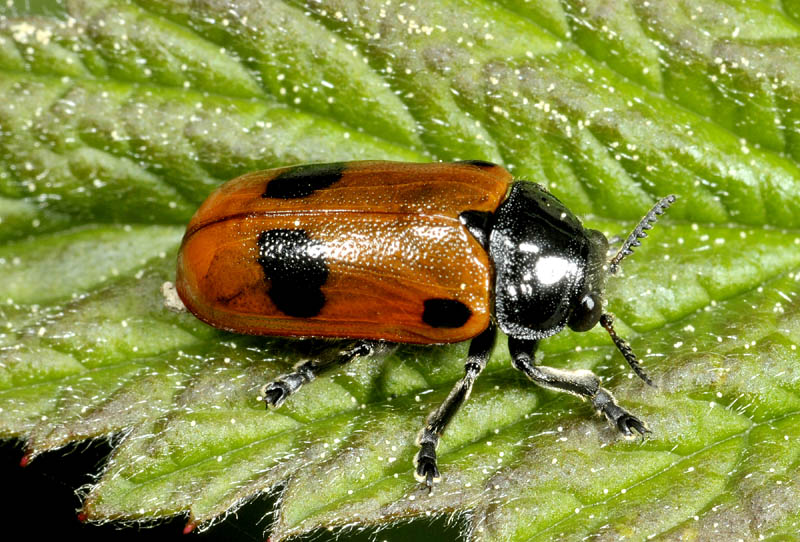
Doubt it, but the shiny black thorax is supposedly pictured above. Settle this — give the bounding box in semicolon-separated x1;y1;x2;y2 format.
467;182;609;341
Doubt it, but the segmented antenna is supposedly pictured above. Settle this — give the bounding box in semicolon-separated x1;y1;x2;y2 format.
608;195;677;275
600;313;654;386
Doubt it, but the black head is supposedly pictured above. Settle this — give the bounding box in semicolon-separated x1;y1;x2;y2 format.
490;182;609;340
489;183;676;384
566;227;608;332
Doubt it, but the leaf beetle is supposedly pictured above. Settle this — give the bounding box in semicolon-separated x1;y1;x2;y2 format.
175;160;676;488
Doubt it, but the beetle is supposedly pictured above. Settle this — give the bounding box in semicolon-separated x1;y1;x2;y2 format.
176;160;676;488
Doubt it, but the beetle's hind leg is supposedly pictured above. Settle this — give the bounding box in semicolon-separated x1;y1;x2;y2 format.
262;340;374;408
414;322;497;490
509;338;649;437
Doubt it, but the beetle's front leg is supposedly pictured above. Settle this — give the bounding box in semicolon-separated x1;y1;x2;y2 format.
262;341;374;408
509;338;649;437
414;322;497;490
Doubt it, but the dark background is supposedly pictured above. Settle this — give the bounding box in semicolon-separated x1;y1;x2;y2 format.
1;438;463;541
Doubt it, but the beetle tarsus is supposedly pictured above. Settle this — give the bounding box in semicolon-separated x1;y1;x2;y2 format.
263;381;292;409
262;370;308;409
261;341;375;409
616;413;650;438
593;388;650;438
414;441;440;491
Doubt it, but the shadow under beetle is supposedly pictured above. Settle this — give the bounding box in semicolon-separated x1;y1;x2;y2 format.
175;160;677;489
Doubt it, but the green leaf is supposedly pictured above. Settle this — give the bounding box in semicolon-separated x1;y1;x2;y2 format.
2;0;800;540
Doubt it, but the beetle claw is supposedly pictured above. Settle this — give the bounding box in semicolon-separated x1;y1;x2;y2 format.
617;413;650;438
413;442;441;492
415;459;440;493
263;382;290;409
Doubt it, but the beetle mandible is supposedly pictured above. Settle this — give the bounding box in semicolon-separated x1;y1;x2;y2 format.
175;160;676;488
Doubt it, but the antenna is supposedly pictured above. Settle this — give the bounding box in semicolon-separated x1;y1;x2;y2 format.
600;313;654;386
600;195;676;386
608;195;677;275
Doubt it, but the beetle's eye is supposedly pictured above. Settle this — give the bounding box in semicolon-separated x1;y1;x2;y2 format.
568;293;603;332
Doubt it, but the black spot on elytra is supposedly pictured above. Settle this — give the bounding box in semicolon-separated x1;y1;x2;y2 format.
263;163;346;199
422;298;472;328
257;229;328;317
458;160;497;169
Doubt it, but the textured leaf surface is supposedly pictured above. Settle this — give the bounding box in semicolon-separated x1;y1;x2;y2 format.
1;0;800;540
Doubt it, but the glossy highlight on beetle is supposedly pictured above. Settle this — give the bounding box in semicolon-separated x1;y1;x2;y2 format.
176;159;677;489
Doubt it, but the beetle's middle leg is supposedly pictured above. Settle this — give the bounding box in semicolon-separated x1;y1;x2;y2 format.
262;340;374;408
414;322;497;489
509;337;649;437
